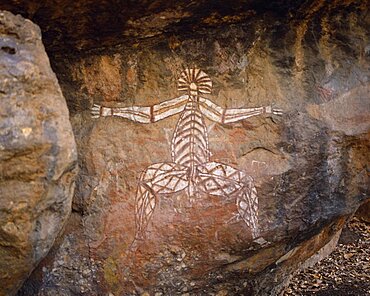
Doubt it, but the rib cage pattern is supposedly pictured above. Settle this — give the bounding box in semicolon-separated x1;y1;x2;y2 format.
171;97;210;169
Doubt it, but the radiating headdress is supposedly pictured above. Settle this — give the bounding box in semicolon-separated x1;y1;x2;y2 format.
178;68;212;94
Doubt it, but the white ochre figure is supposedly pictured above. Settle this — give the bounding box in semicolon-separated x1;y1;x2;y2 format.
91;68;282;242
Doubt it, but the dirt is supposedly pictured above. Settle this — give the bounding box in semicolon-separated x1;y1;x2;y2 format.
284;217;370;296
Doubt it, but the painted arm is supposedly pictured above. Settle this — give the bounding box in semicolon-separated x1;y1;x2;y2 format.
198;97;283;124
91;95;189;123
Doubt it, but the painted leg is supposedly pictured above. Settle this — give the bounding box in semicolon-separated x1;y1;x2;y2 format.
134;162;188;241
196;161;259;238
236;177;259;238
134;180;156;241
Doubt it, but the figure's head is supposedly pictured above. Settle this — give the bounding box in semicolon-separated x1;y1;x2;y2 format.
178;68;212;96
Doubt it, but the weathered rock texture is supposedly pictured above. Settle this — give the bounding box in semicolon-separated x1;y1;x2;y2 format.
356;199;370;222
0;0;317;54
0;11;77;296
0;0;369;295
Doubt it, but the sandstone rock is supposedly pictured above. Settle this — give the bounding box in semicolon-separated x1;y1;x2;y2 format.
356;199;370;223
0;11;77;296
0;1;367;296
0;0;310;53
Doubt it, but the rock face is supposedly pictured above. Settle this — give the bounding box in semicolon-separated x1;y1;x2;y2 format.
0;1;368;296
0;11;77;296
356;199;370;222
0;0;314;54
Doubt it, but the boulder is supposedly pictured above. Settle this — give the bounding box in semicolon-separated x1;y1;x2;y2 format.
0;11;77;296
0;1;368;295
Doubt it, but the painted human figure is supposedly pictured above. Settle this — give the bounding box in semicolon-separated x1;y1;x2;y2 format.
91;68;282;242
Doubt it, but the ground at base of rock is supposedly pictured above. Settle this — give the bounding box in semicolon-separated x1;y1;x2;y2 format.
284;217;370;296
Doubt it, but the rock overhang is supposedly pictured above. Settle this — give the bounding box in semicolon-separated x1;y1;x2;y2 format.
0;0;345;54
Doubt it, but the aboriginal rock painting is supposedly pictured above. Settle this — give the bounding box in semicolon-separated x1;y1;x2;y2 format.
91;68;282;242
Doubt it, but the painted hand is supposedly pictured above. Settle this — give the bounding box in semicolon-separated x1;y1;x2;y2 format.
91;104;102;118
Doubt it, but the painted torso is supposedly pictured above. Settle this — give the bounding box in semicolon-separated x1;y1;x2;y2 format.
171;95;210;180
